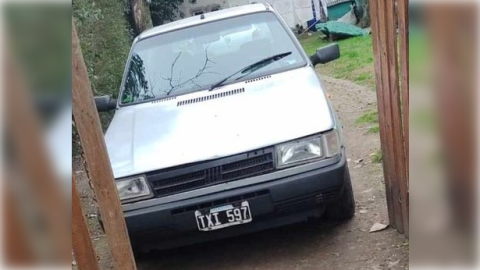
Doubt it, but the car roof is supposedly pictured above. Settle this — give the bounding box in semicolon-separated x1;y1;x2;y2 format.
137;3;271;41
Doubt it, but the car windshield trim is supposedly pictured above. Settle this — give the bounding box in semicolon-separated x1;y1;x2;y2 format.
118;11;308;107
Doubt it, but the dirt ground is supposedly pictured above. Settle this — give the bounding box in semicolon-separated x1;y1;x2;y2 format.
73;75;409;270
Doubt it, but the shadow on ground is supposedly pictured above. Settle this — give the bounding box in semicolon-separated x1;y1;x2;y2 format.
136;219;349;269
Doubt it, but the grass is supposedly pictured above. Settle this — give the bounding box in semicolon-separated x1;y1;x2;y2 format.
368;125;380;134
299;33;379;133
298;32;375;88
356;111;378;125
356;111;380;134
371;150;383;163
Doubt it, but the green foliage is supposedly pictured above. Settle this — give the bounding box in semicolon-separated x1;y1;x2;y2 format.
299;34;375;88
73;0;132;96
73;1;104;25
73;0;133;130
149;0;184;26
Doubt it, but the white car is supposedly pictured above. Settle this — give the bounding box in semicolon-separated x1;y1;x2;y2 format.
96;3;354;252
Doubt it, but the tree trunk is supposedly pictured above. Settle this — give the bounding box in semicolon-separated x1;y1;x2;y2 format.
360;0;370;28
130;0;153;36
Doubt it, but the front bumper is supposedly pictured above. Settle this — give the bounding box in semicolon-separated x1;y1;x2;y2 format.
123;150;349;251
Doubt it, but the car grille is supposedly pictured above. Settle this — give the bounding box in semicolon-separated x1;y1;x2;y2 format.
146;147;275;197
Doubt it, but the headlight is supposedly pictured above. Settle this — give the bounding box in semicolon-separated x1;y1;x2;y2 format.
116;175;152;201
323;129;340;158
275;136;323;168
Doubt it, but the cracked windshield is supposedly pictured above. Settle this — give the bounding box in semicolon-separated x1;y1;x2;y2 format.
121;12;305;104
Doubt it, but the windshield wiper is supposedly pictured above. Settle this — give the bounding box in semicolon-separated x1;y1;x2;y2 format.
209;51;292;91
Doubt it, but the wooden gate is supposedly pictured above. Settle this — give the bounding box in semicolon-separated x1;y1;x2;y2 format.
369;0;409;237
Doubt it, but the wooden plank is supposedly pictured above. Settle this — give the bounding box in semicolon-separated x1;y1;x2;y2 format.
378;0;400;232
370;0;403;231
369;0;410;234
384;0;406;234
5;46;71;264
4;184;36;265
426;3;476;231
397;0;410;237
397;0;409;182
72;175;100;270
72;22;137;270
368;0;395;227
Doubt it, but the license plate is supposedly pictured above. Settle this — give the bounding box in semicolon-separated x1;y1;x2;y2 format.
195;201;252;231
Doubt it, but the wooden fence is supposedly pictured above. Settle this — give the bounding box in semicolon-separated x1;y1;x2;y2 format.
369;0;409;237
426;3;476;231
5;50;70;265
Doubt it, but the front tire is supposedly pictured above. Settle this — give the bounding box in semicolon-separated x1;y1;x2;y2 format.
326;167;355;220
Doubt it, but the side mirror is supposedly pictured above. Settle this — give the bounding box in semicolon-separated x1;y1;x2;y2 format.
310;43;340;66
94;95;117;112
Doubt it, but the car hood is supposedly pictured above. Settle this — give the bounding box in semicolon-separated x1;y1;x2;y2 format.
105;67;334;178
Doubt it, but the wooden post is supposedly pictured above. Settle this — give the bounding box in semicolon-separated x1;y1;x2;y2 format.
426;4;477;230
72;22;137;270
4;184;36;265
72;175;100;270
369;0;396;228
369;0;409;236
397;0;409;237
5;47;70;263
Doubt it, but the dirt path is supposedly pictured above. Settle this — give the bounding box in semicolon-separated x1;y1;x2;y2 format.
73;75;408;270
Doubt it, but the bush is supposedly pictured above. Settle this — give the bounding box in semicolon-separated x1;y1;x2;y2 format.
73;0;133;130
73;0;132;97
73;0;134;155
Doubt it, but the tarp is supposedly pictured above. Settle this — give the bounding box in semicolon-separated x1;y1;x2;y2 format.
315;21;369;37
